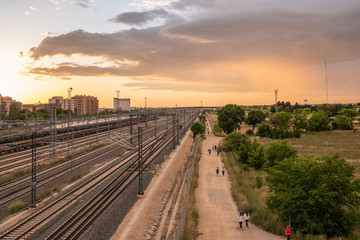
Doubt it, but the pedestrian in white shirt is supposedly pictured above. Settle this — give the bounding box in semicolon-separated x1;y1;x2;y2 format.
238;212;244;229
244;211;250;227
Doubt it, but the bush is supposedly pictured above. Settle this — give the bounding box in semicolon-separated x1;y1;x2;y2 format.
7;200;26;213
242;164;250;171
256;123;272;138
223;132;250;152
308;110;330;131
191;209;199;226
248;140;266;169
245;129;253;135
255;176;263;188
332;115;352;130
214;123;222;134
265;140;297;167
190;122;206;138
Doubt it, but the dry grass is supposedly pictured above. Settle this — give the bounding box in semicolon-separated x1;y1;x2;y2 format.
182;139;202;240
256;130;360;159
222;151;285;235
255;130;360;177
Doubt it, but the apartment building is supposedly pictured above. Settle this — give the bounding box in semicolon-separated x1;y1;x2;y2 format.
0;93;22;112
72;95;99;115
48;96;75;112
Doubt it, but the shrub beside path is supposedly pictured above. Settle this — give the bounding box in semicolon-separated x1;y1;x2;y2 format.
196;121;284;240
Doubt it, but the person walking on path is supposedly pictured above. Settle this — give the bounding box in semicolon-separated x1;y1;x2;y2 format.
208;148;211;155
238;213;244;229
286;225;291;240
222;167;225;176
244;212;250;227
216;167;219;176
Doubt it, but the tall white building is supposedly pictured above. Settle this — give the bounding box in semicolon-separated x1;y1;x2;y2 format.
113;98;130;111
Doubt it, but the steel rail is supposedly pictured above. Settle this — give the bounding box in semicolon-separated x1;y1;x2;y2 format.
0;126;175;240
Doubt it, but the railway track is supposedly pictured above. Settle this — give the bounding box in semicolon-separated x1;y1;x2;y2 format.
0;116;163;174
0;126;127;174
0;126;176;240
0;120;169;208
0;144;116;207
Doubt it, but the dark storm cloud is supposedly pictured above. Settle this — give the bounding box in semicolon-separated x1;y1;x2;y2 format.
109;9;171;26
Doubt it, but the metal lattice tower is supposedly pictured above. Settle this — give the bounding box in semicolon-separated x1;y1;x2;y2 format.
67;87;72;128
96;113;99;143
154;114;157;136
130;115;133;145
172;114;176;149
176;113;180;145
138;127;144;195
31;132;37;208
50;105;57;158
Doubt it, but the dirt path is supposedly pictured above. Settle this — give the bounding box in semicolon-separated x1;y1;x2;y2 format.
196;120;284;240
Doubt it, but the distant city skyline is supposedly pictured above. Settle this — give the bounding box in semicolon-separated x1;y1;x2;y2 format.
1;0;359;107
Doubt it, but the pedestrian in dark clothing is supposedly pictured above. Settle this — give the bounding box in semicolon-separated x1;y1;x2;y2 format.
286;225;291;240
216;167;219;176
217;149;220;156
222;167;225;176
208;148;211;155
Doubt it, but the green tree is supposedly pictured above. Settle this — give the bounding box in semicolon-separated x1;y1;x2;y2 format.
293;108;311;132
198;114;206;123
190;122;205;138
264;139;297;167
223;132;249;152
256;123;272;138
245;110;266;133
0;98;7;120
269;112;292;130
308;110;330;131
332;115;352;130
8;102;21;120
247;140;266;169
338;108;359;128
266;154;360;237
217;104;245;134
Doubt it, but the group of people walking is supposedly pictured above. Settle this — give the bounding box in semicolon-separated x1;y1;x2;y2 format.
208;145;220;156
238;212;292;239
216;167;225;176
238;211;250;229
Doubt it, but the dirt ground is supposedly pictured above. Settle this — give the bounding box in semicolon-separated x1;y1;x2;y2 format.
196;119;284;240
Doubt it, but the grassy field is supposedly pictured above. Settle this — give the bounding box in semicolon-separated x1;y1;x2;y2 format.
254;130;360;177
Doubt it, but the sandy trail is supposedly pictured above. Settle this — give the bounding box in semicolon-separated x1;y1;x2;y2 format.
196;120;284;240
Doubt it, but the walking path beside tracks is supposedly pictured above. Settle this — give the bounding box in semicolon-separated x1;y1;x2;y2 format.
196;120;284;240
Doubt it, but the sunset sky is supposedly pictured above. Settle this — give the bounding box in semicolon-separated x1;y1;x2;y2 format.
0;0;359;108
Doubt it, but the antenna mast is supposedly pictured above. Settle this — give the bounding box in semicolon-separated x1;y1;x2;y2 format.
274;89;278;113
325;60;329;104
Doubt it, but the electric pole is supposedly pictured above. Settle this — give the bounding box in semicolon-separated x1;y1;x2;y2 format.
325;60;329;104
274;89;278;113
